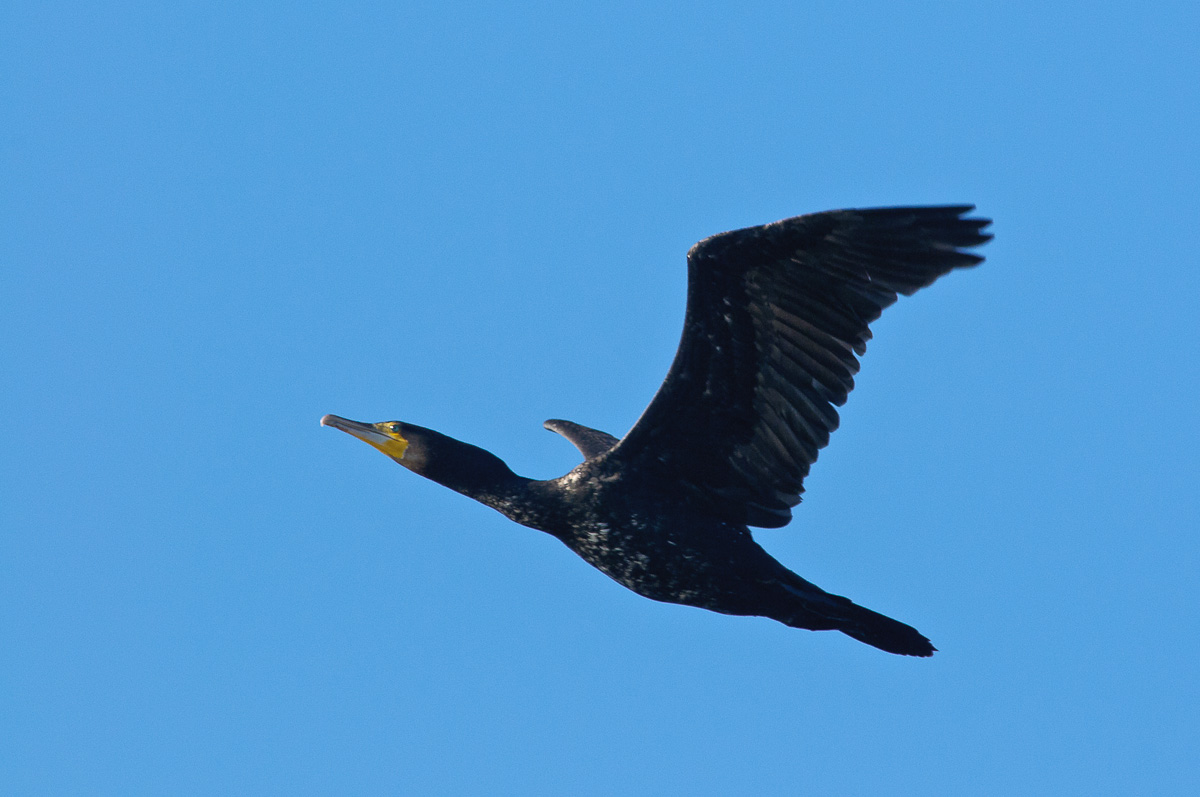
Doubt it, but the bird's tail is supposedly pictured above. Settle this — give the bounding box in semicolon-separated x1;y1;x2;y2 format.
830;599;936;657
775;576;935;657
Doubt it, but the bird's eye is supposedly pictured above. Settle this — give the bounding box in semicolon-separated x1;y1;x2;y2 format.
389;423;403;434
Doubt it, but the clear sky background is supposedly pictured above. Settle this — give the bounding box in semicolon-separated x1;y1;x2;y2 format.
4;2;1199;794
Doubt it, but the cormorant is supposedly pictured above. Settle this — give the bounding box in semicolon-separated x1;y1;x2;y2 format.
322;205;991;656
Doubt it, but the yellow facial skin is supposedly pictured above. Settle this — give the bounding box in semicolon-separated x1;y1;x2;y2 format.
320;415;409;460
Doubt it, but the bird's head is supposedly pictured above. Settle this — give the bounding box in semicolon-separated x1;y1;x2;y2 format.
320;414;517;497
320;415;414;466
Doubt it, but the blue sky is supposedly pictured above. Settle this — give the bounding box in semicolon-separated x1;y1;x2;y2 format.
4;1;1198;793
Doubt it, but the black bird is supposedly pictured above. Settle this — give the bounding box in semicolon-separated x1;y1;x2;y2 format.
322;205;991;656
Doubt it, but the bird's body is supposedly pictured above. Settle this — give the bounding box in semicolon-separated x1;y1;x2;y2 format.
323;205;992;656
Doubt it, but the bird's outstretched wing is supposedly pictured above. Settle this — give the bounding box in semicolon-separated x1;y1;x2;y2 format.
599;205;992;528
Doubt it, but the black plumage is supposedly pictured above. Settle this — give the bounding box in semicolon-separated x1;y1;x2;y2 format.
322;205;992;656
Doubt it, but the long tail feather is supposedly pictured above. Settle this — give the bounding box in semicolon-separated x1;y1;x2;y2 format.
775;575;935;656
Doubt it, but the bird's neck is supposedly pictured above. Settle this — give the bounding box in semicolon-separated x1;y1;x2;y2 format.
413;441;523;497
444;470;566;535
399;425;581;533
399;429;545;521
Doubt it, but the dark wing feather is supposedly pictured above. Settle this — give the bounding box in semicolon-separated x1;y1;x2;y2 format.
600;205;992;528
544;419;620;460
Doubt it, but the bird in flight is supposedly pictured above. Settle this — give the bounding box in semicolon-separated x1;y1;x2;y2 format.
323;205;991;656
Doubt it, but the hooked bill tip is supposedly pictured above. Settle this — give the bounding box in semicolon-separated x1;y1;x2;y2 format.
320;414;337;427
